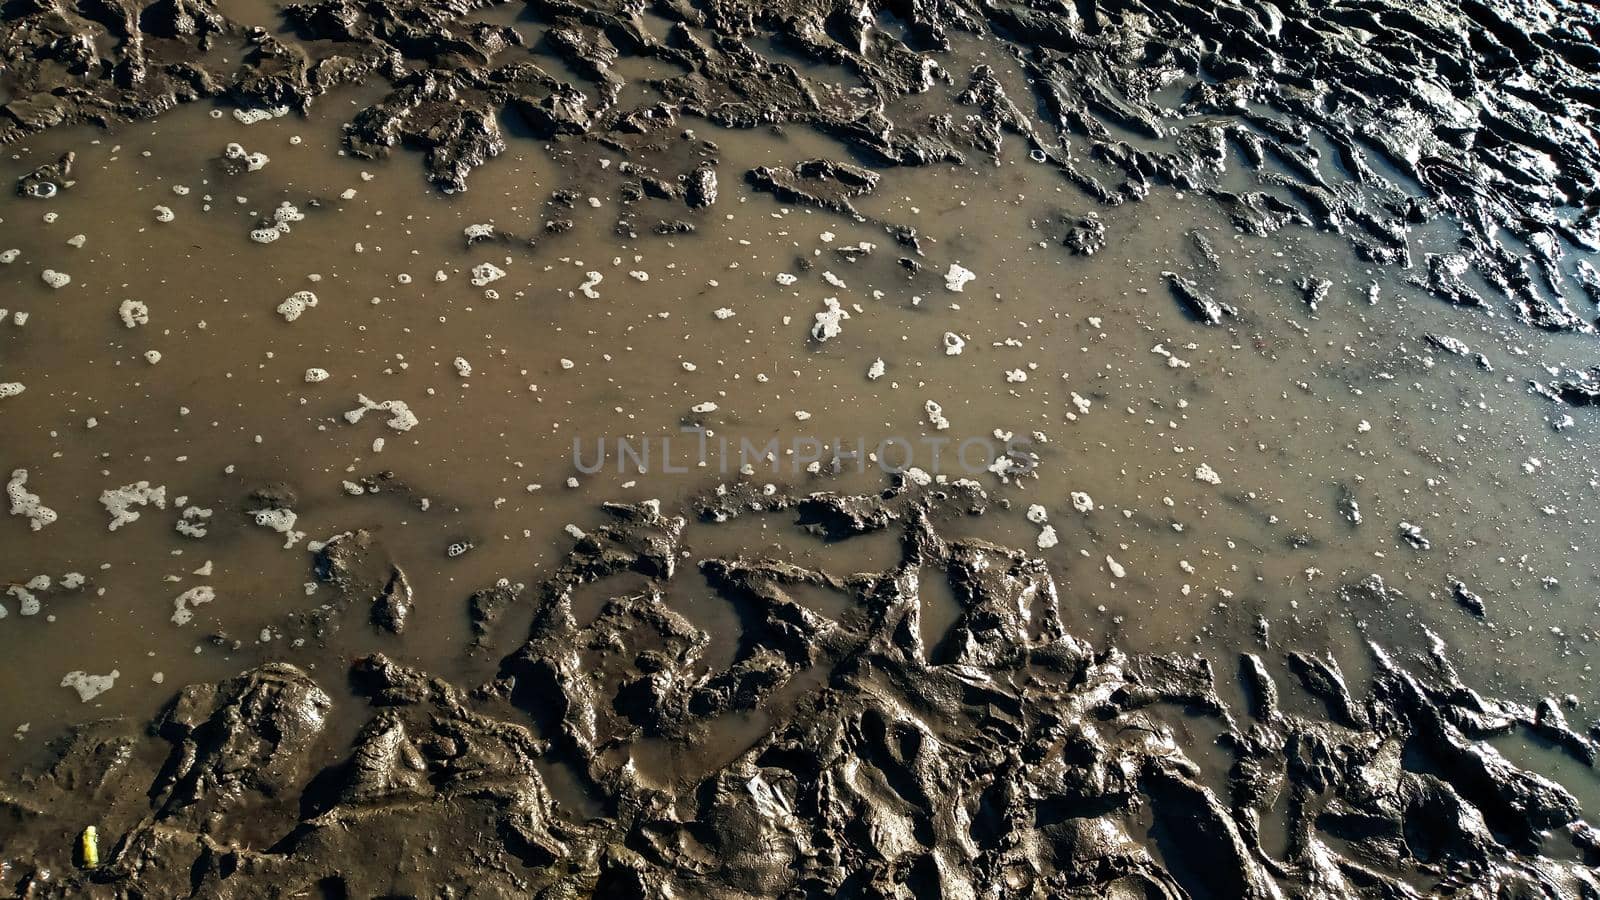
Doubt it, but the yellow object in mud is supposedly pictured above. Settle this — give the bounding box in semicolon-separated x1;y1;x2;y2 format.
79;825;99;868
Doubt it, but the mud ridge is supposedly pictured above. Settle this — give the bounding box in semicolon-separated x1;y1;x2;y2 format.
5;0;1600;345
3;483;1598;896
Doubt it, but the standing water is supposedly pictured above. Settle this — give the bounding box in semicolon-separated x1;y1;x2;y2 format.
2;0;1599;895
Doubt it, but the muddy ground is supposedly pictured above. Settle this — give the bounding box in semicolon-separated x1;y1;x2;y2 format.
2;0;1600;896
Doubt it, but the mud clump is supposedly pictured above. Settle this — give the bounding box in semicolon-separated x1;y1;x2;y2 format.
1164;270;1235;325
15;152;72;198
1296;275;1332;313
1546;367;1600;407
1060;213;1107;256
745;159;880;217
369;566;413;635
684;162;718;209
3;484;1599;897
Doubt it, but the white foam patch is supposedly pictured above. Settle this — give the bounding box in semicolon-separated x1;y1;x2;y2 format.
233;106;288;124
61;670;119;702
100;481;167;531
251;508;306;549
944;263;975;292
6;469;56;531
250;202;305;244
6;584;40;616
470;262;505;287
811;297;849;342
223;142;270;172
277;290;318;322
578;271;603;299
175;506;213;538
1036;525;1058;549
119;299;150;328
344;394;419;432
171;586;215;625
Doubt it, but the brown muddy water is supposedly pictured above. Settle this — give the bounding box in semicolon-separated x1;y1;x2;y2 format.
1;84;1598;808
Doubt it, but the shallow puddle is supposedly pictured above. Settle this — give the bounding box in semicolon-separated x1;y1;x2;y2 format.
2;1;1600;891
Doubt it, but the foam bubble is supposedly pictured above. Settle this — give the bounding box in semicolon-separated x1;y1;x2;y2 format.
100;481;167;531
232;106;288;124
171;586;215;625
810;297;849;342
277;290;318;322
470;262;505;287
344;394;419;432
6;584;39;615
251;507;306;548
944;263;975;292
175;506;213;538
118;299;150;328
223;142;270;172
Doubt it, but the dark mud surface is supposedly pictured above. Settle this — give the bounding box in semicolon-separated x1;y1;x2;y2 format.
5;484;1600;897
4;0;1600;894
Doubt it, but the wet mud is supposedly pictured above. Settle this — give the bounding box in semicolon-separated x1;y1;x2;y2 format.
4;485;1600;897
3;0;1600;894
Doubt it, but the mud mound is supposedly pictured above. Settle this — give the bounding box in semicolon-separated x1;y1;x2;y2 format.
2;483;1597;896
